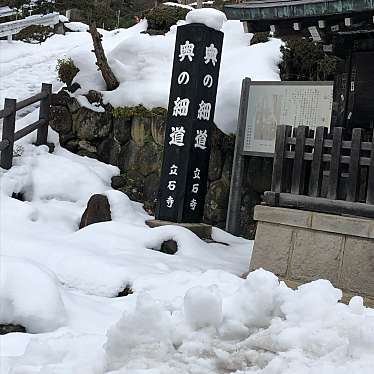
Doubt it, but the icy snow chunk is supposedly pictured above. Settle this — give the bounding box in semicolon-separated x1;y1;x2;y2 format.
0;257;66;333
184;286;222;329
223;269;283;329
105;292;174;371
186;8;227;31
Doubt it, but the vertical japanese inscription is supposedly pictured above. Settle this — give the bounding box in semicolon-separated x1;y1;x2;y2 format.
156;23;224;223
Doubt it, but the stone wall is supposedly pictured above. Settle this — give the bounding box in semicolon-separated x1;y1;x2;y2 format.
50;90;273;238
251;205;374;300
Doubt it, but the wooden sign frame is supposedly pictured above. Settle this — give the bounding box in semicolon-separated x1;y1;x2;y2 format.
226;79;334;235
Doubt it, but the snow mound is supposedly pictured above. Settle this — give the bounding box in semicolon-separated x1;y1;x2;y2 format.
105;292;174;371
0;257;67;333
185;8;227;31
184;286;222;329
104;269;374;373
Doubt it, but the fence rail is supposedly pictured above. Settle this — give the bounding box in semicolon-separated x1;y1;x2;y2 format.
0;13;59;39
0;83;52;170
265;125;374;219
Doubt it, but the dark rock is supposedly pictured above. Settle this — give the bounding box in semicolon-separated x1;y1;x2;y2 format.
67;97;81;113
86;90;103;104
117;286;134;297
46;142;55;154
63;138;79;153
78;140;97;154
208;147;223;182
113;117;132;144
51;90;71;106
111;175;127;190
73;107;112;141
143;173;159;203
11;192;25;201
131;116;152;146
77;149;98;159
79;194;111;229
59;131;76;146
68;82;81;93
118;140;140;173
118;170;144;203
150;115;166;145
134;141;163;177
0;324;26;335
50;106;72;134
97;137;120;166
160;240;178;255
204;179;230;224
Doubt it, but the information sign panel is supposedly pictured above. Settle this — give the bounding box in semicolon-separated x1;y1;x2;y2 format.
242;82;333;156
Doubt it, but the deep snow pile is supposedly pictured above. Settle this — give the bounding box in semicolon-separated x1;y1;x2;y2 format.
69;11;281;134
105;270;374;374
0;10;281;132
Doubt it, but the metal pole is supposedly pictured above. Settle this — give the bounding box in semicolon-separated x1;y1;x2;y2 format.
226;78;251;236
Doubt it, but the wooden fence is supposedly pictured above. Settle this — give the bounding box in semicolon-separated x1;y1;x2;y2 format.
0;83;52;170
264;125;374;219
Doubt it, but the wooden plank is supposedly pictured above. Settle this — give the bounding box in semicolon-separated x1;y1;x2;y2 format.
264;191;374;220
14;119;46;141
226;78;251;235
327;127;343;200
0;98;16;170
346;128;362;202
271;125;292;193
291;126;308;194
36;83;52;146
16;91;48;111
0;139;10;152
367;130;374;204
309;126;327;197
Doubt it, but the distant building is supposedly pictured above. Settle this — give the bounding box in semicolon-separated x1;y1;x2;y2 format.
224;0;374;130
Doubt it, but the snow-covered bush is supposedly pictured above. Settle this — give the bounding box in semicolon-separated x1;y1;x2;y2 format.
56;57;80;87
144;4;191;34
16;25;54;44
0;257;67;333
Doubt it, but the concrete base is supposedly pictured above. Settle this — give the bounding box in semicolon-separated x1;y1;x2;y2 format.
146;219;212;240
251;205;374;299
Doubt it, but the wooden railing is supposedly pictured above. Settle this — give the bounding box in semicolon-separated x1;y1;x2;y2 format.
264;125;374;219
0;83;52;170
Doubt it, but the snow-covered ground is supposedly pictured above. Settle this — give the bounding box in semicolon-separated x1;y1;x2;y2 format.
1;9;374;374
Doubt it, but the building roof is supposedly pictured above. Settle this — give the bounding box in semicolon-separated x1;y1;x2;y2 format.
225;0;374;21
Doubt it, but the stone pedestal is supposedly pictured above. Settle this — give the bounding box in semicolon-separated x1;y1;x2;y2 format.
251;205;374;302
146;219;212;240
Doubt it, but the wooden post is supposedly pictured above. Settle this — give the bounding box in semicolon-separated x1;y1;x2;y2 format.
271;125;292;193
0;98;16;170
367;130;374;205
226;78;251;235
327;127;343;200
291;126;308;194
36;83;52;146
309;126;327;197
346;128;362;202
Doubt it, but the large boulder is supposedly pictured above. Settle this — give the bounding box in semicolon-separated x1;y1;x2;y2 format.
79;194;111;229
49;106;72;134
73;107;112;141
97;137;121;166
113;117;132;144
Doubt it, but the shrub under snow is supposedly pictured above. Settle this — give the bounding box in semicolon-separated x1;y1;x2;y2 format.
0;257;67;333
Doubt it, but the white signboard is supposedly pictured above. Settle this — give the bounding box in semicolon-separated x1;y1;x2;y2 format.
242;82;334;155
